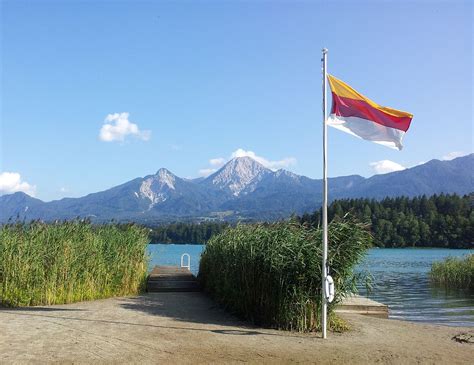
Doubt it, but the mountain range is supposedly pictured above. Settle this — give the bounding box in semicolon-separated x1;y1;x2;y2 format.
1;154;472;223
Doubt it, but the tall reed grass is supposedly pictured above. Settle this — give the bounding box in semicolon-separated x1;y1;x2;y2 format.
198;218;372;332
430;254;473;291
0;221;149;307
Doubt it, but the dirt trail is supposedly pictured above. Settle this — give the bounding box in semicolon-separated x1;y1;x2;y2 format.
1;292;472;364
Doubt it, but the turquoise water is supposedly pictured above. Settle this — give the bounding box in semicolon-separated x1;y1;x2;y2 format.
357;248;473;327
148;244;205;275
147;244;473;326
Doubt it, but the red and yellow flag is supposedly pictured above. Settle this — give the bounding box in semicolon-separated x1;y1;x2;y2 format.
327;75;413;150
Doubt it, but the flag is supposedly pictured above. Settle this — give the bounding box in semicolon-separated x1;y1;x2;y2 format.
327;74;413;150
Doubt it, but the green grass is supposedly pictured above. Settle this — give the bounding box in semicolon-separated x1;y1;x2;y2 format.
430;254;474;291
0;221;150;307
198;217;372;332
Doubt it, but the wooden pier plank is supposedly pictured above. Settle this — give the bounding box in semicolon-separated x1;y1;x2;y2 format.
147;265;200;293
147;267;388;316
336;295;389;318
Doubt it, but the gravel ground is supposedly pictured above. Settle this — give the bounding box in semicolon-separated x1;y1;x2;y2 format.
1;292;472;364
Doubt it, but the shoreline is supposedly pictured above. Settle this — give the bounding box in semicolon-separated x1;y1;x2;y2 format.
1;292;472;364
149;242;472;249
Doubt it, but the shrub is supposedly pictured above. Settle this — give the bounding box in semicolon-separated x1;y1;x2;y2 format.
198;218;372;332
0;221;149;306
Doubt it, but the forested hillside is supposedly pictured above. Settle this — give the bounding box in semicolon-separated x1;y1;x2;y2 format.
298;194;473;248
149;194;473;248
149;222;230;244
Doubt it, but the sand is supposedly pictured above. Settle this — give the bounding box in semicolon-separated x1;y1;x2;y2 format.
1;292;472;364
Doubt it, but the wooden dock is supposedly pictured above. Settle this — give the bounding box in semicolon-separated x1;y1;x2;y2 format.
147;267;388;317
335;295;388;318
147;266;200;292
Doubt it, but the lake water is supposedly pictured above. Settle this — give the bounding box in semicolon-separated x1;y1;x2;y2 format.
357;248;473;327
147;244;473;327
148;244;205;275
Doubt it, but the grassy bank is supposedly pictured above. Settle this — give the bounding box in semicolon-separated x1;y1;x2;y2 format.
198;218;372;332
0;221;149;307
430;254;473;291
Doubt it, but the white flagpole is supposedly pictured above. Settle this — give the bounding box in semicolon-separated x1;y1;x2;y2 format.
321;48;328;339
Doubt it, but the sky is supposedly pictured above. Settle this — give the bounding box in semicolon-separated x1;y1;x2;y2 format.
1;0;472;201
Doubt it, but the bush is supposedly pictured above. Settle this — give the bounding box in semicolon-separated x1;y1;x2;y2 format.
0;221;150;306
430;254;473;290
198;218;372;332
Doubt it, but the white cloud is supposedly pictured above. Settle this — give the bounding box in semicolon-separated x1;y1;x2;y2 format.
60;187;68;193
198;148;297;177
209;158;226;167
197;157;227;176
441;151;468;161
0;172;36;196
369;160;406;174
198;168;218;177
230;149;297;170
99;112;151;142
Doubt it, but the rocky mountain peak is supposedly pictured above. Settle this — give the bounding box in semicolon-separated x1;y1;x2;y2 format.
155;168;177;188
1;154;471;223
274;169;300;180
205;156;271;196
137;168;177;208
224;156;267;174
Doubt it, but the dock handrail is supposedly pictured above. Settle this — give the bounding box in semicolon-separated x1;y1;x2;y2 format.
180;253;191;271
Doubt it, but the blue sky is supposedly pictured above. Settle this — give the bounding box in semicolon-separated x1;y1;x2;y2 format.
1;0;472;201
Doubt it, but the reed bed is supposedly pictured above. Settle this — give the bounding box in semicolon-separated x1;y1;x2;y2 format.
198;218;372;332
430;254;473;291
0;221;149;307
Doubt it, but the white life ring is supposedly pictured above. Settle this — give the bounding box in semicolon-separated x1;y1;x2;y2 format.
324;275;335;303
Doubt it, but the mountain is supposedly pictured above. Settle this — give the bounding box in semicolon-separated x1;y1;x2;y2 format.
202;156;272;196
0;192;45;222
344;157;473;199
1;154;472;223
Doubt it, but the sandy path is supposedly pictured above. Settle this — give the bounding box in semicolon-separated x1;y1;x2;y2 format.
1;292;472;364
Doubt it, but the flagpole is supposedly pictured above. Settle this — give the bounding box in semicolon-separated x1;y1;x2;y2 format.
321;48;328;339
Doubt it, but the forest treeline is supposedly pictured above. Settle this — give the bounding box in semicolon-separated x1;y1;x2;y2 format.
148;222;230;244
148;193;473;248
298;194;473;249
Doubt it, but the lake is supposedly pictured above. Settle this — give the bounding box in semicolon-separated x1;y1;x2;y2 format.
147;244;473;326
